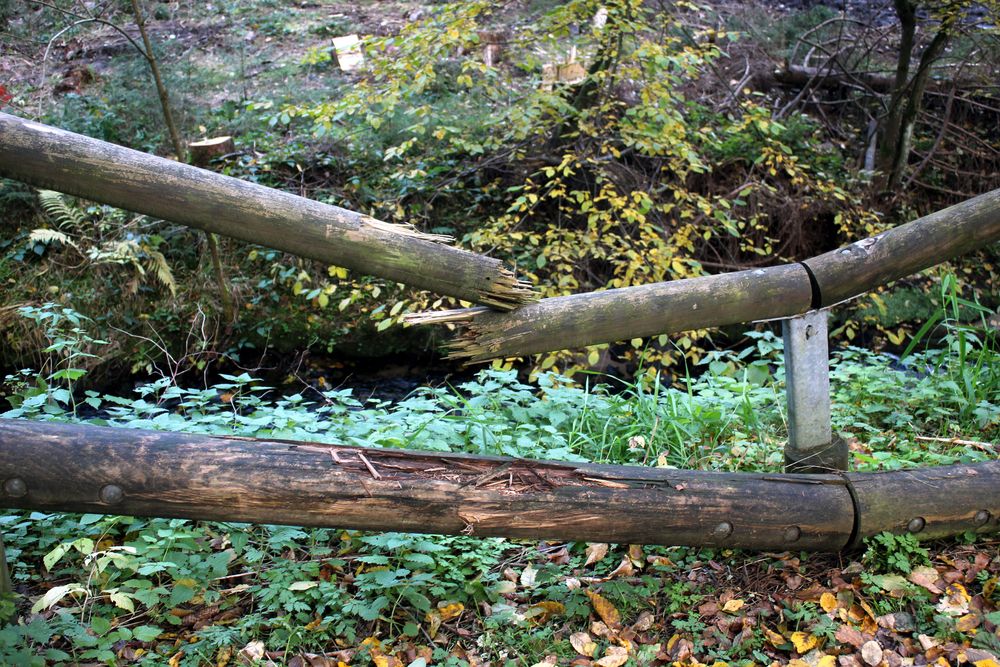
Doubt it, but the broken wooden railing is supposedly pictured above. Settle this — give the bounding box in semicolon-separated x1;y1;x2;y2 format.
0;421;996;551
0;115;998;552
0;113;534;310
406;186;1000;362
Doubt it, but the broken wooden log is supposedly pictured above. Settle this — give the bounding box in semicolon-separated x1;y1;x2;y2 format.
409;186;1000;362
0;419;852;551
0;113;534;310
0;420;996;550
406;264;813;363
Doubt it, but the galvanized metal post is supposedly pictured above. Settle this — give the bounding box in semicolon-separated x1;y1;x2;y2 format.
782;310;848;473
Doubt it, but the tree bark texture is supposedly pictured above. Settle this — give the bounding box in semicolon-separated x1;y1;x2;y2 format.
408;264;813;363
0;420;996;551
803;186;1000;307
410;186;1000;363
0;113;534;310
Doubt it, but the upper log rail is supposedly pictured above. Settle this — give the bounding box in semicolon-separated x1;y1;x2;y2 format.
0;420;995;551
0;113;535;310
408;187;1000;363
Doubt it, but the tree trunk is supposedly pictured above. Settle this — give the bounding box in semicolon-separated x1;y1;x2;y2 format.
0;420;996;551
0;113;534;310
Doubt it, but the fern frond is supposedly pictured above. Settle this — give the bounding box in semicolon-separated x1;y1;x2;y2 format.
37;190;86;230
28;228;78;248
145;250;177;297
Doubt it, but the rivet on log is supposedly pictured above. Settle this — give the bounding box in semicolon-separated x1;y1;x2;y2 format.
974;510;991;526
784;526;802;543
99;484;124;505
3;478;26;498
907;517;926;533
713;521;734;539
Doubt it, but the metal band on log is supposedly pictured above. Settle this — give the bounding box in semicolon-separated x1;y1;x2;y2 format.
408;187;1000;362
847;462;1000;546
0;113;534;310
0;420;997;550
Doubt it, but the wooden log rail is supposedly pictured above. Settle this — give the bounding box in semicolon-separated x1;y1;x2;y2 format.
408;187;1000;363
0;113;534;310
0;420;996;551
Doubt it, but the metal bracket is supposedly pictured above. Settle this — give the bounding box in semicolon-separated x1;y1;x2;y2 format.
782;310;848;473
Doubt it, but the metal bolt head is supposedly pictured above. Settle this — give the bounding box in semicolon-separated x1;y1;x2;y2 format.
907;517;926;534
973;510;991;526
3;478;26;498
784;526;802;543
713;521;733;539
99;484;124;505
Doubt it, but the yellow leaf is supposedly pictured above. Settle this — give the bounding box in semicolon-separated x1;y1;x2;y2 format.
570;631;597;657
818;655;837;667
955;613;980;632
763;626;786;647
722;599;744;613
974;660;1000;667
586;589;621;627
791;631;817;653
820;592;838;613
426;610;442;639
438;602;464;622
526;600;565;624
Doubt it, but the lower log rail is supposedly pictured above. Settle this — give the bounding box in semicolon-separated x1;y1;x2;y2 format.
0;420;996;551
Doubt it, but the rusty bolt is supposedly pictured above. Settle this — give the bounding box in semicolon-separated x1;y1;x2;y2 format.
99;484;124;505
3;478;26;498
784;526;802;543
907;517;926;534
973;510;991;526
713;521;733;539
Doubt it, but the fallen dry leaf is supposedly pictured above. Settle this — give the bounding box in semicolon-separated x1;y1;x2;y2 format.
955;613;981;632
835;625;867;648
764;626;787;647
595;645;629;667
570;632;597;657
791;631;818;653
861;640;884;666
605;556;634;580
908;566;944;594
586;590;622;628
820;592;839;613
439;602;465;621
525;600;565;624
520;564;538;588
585;543;609;567
722;598;745;614
632;610;654;632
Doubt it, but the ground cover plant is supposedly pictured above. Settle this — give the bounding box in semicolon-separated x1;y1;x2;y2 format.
0;294;997;665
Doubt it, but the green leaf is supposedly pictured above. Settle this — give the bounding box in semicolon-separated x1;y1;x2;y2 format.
133;625;162;642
